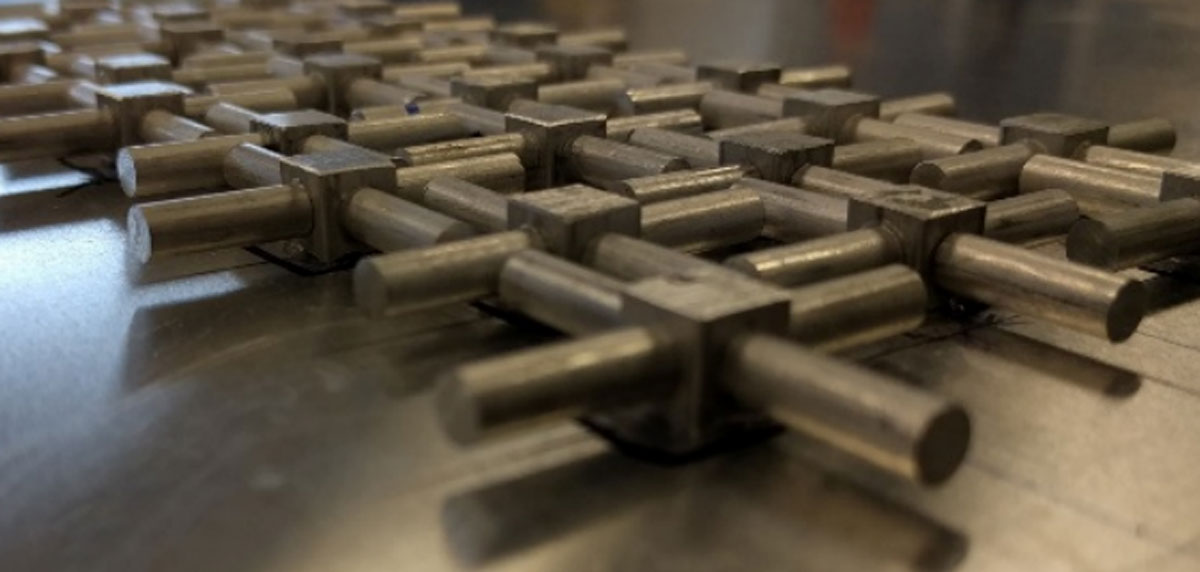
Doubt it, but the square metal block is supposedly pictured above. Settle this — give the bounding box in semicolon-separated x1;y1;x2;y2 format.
505;101;606;188
847;185;986;273
250;109;348;154
1000;112;1109;156
94;53;173;84
536;44;613;81
719;131;834;183
778;87;881;138
450;75;538;110
279;146;396;261
490;22;559;48
303;53;383;114
696;59;782;92
507;184;640;259
94;81;189;146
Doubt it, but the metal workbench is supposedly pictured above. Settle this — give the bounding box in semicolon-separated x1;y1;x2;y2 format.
3;1;1200;570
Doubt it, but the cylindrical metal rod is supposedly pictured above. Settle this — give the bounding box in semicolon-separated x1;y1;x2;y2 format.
127;184;313;263
741;178;850;241
831;139;924;182
381;61;472;83
171;63;271;89
934;233;1146;341
461;62;554;83
203;102;259;134
589;65;662;88
394;74;453;98
223;143;283;188
446;102;508;135
0;80;74;116
639;188;765;252
706;117;808;141
559;28;627;50
612;49;689;68
353;230;537;315
786;264;927;352
536;78;625;113
1065;198;1200;270
210;75;325;109
1074;144;1196;178
393;153;527;201
615;81;712;115
984;189;1080;243
344;187;475;251
725;228;901;287
727;333;969;485
0;108;111;145
422;177;510;232
586;233;736;281
347;113;473;150
567;135;688;185
843;116;982;159
1106;118;1176;153
183;88;298;119
117;133;266;197
626;62;697;84
605;165;744;204
794;165;893;201
1019;154;1164;208
893;113;1000;146
498;250;625;334
605;109;702;141
138;110;214;143
877;92;957;121
345;77;423;108
910;142;1040;195
626;127;720;168
396;133;529;166
436;326;677;443
698;90;784;129
778;64;853;88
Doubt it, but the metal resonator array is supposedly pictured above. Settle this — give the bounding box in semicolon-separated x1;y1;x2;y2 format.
4;0;1193;488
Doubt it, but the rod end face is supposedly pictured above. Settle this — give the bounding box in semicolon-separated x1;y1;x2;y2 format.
916;405;970;486
126;206;153;264
1065;219;1119;270
1106;280;1147;342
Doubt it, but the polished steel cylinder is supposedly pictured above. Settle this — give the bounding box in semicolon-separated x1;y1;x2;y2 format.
778;64;853;88
567;135;688;185
588;65;661;88
436;326;676;443
725;228;900;286
381;61;472;82
203;102;259;134
416;44;489;65
984;189;1080;243
559;28;628;51
223;143;283;188
612;49;689;68
698;90;785;128
0;80;74;116
639;188;765;252
0;108;111;145
422;177;510;232
877;92;957;121
786;264;927;351
117;133;266;197
353;230;536;315
446;102;508;135
893;113;1000;146
605;165;744;203
910;142;1039;195
344;187;475;251
615;81;712;116
299;136;365;155
138;110;214;143
1075;144;1195;178
794;165;893;200
461;62;555;83
934;233;1146;341
396;133;529;167
128;184;313;263
498;250;625;334
1019;154;1164;208
831;139;924;182
586;233;734;281
171;63;271;89
741;178;850;241
727;333;969;485
1066;198;1200;270
210;75;325;109
394;74;453;98
625;62;697;84
605;109;703;141
536;78;625;113
345;77;423;108
393;153;526;201
1106;118;1176;152
344;37;423;64
843;116;982;159
626;127;720;168
347;113;473;150
183;88;298;119
706;117;808;141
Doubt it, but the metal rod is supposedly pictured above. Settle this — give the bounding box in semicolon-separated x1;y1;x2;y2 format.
1074;143;1196;178
893;113;1000;146
1066;198;1200;270
725;228;901;287
794;165;892;200
223;143;283;188
586;233;735;281
605;109;702;141
396;133;529;166
1106;118;1176;153
393;153;526;201
497;249;625;334
785;264;927;352
343;187;475;251
740;178;850;241
698;90;784;129
615;82;712;115
726;333;969;485
1019;154;1165;208
183;88;298;119
934;233;1146;341
877;92;957;121
639;188;765;252
567;135;688;185
0;80;74;116
347;113;473;150
831;139;924;182
778;64;853;88
202;102;258;134
446;102;508;135
536;78;624;113
626;127;720;168
612;49;689;68
138;110;213;143
128;184;313;262
605;165;744;203
706;117;808;140
984;189;1080;243
117;133;267;197
345;77;422;108
422;177;510;232
0;108;111;146
843;116;982;159
910;142;1040;195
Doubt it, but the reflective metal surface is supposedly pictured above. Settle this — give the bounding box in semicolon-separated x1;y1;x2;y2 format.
7;1;1200;570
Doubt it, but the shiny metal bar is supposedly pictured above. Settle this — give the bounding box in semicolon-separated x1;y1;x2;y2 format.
934;233;1146;341
0;108;111;146
381;61;471;82
778;64;853;88
794;165;893;201
498;250;625;334
740;178;850;241
436;326;676;443
396;133;529;166
1066;198;1200;270
0;80;74;116
536;78;625;113
725;228;901;287
1106;118;1176;152
183;88;298;119
1075;144;1196;178
639;188;765;252
202;102;259;134
446;102;508;135
1019;154;1164;208
345;77;423;108
210;75;325;109
422;177;510;232
910;142;1040;195
785;264;927;351
706;117;808;141
831;139;924;182
586;233;733;281
893;113;1000;146
606;165;744;203
347;113;473;150
393;153;526;201
567;135;688;185
626;127;720;168
222;143;283;188
117;133;267;197
615;82;712;115
727;334;969;485
138;110;213;143
843;116;982;159
127;184;313;262
354;230;536;315
612;49;689;68
605;109;703;141
344;187;475;251
984;189;1080;243
877;92;957;121
698;90;784;128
